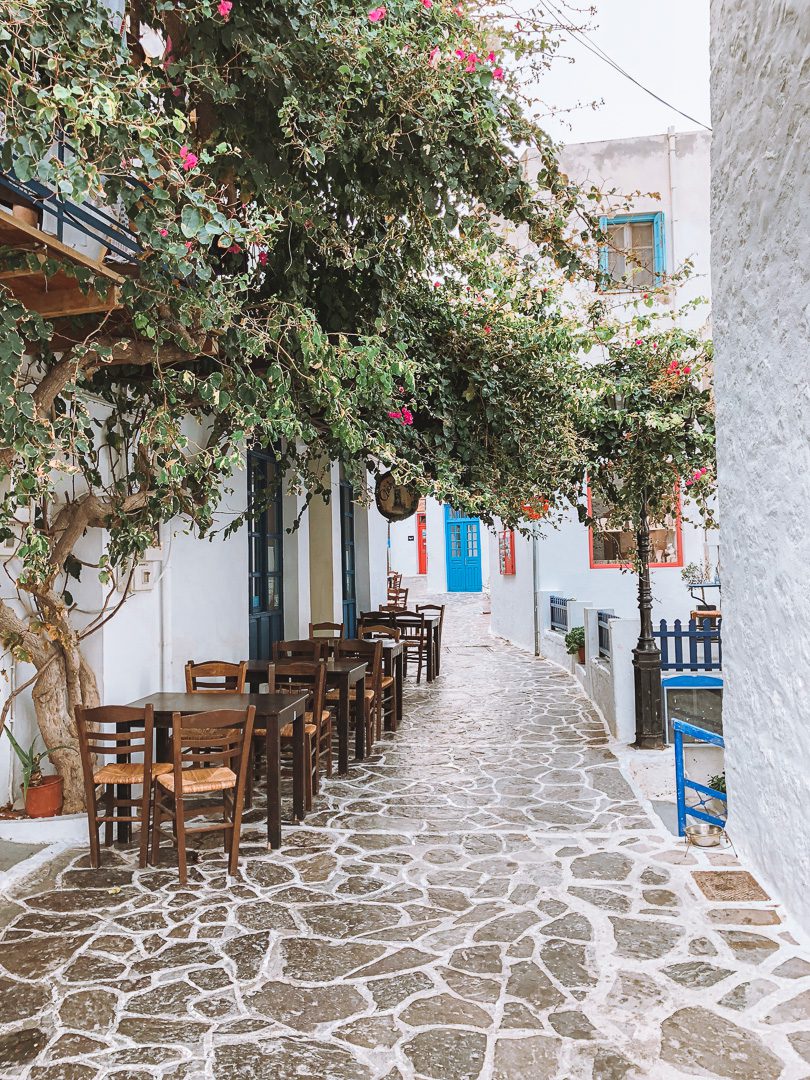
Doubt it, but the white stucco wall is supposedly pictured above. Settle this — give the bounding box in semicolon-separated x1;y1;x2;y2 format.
711;0;810;931
388;519;420;579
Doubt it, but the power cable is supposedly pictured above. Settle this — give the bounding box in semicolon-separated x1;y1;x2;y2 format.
539;0;712;132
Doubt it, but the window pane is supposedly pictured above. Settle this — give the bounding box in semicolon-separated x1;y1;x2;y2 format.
450;524;462;558
605;220;655;287
466;525;479;558
266;575;280;611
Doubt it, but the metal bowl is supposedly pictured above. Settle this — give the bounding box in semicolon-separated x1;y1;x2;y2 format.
685;822;725;848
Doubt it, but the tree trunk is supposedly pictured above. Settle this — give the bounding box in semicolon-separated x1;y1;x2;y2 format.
31;643;99;814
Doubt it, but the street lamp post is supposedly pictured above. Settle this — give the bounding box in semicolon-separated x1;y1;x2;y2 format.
632;500;664;749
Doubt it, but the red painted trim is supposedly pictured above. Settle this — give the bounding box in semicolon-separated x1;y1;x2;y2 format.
586;483;683;570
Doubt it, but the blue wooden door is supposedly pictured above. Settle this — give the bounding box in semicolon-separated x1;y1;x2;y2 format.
248;450;284;660
444;507;482;592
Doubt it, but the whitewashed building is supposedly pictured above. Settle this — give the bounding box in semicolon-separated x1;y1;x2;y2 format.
710;0;810;931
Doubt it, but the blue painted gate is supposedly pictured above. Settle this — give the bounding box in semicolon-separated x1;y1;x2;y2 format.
444;507;482;592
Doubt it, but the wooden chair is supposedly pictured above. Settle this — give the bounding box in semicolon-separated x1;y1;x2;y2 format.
360;625;400;733
386;586;409;610
328;639;383;748
400;610;428;683
76;704;169;869
185;660;247;694
273;639;324;661
151;706;255;884
309;621;344;640
387;571;402;590
417;602;445;676
268;660;329;809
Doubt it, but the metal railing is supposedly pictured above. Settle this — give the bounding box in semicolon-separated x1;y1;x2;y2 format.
673;719;727;836
0;137;141;261
550;595;570;633
597;610;617;660
654;617;722;672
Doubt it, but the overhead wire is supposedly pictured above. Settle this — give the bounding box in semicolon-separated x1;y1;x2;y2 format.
538;0;712;132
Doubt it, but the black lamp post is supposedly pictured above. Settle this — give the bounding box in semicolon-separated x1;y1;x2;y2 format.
632;498;664;749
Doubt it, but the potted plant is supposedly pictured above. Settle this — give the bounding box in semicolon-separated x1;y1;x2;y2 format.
3;728;74;818
565;626;586;665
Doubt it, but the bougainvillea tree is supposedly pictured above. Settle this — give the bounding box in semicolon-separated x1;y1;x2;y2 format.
0;0;604;807
575;298;716;746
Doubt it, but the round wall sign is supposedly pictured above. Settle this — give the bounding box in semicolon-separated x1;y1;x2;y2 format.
375;472;421;522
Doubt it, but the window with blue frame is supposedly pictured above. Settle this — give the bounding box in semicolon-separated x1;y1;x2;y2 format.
599;212;665;290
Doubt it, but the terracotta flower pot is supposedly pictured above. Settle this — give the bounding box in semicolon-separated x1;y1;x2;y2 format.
25;774;64;818
577;645;586;664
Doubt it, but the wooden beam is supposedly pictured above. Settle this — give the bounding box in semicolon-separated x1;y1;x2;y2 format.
6;275;120;318
0;209;126;284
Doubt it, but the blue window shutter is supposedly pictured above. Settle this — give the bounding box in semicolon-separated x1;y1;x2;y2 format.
598;215;610;280
653;211;666;281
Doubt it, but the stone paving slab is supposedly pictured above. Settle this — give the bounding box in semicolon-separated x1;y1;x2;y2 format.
1;591;809;1079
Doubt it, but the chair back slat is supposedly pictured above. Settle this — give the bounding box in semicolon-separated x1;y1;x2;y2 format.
361;623;401;641
273;639;325;661
185;660;247;694
172;708;254;772
309;621;344;639
76;705;155;762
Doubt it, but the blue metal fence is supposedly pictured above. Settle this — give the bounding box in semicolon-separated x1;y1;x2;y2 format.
654;617;721;672
673;718;727;836
550;595;569;633
597;610;617;659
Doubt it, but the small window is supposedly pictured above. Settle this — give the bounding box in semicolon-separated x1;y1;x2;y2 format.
599;213;665;290
498;530;516;575
450;524;462;558
589;486;682;568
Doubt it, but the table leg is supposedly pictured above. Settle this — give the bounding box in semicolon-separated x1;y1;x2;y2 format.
266;719;282;849
426;624;435;682
338;677;349;775
394;649;403;730
292;707;305;822
355;673;366;760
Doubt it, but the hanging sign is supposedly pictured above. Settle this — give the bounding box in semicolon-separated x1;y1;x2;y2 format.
375;471;421;522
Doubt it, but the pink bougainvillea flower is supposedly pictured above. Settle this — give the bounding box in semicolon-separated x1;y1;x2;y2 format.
185;240;194;251
217;0;233;19
398;385;405;392
387;410;403;420
700;467;708;475
685;479;693;487
433;280;441;288
483;325;491;334
428;45;441;67
486;50;496;62
492;66;504;80
401;408;414;425
159;228;168;238
258;250;269;266
227;243;241;254
451;4;463;14
683;364;691;374
454;48;467;59
651;341;658;349
422;0;433;8
368;5;386;21
465;52;478;72
634;338;642;345
179;145;189;158
181;152;198;171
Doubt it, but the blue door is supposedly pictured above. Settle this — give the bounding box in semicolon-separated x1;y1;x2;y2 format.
248;450;284;660
444;507;482;592
339;477;357;636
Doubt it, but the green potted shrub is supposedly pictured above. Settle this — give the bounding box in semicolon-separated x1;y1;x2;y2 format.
2;728;74;818
565;626;586;665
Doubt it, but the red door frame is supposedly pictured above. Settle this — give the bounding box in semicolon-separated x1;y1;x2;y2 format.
417;511;427;575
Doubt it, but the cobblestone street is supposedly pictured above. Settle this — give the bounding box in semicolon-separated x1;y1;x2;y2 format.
1;592;809;1079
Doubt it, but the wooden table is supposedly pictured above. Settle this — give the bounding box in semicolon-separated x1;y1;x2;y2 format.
380;639;404;731
245;658;367;774
362;611;441;682
126;691;307;850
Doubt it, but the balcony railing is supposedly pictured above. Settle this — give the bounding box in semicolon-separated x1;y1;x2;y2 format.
597;610;617;660
549;595;570;633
